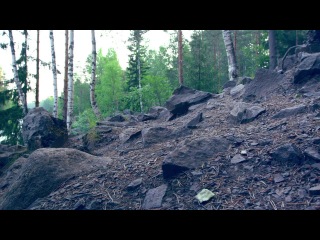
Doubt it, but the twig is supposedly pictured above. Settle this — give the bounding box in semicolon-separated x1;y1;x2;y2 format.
269;200;277;210
173;193;180;204
106;189;114;202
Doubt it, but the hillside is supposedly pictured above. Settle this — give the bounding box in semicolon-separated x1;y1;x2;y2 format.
1;54;320;210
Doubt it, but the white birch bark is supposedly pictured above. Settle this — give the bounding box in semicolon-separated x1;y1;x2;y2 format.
90;30;101;119
8;30;28;115
67;30;74;132
222;30;238;81
49;30;58;118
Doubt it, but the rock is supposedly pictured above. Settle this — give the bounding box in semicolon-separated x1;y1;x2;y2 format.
270;143;304;164
127;178;143;191
195;189;215;203
141;127;173;146
186;112;203;129
0;148;112;210
142;184;167;209
162;137;231;179
242;69;284;103
311;163;320;170
223;80;236;89
191;170;203;176
148;106;168;119
312;138;320;144
22;107;68;151
165;85;212;119
230;84;245;96
137;113;157;122
229;102;266;124
298;189;308;198
240;150;247;155
0;144;27;174
293;52;320;84
231;154;247;164
237;76;252;85
274;174;285;183
109;114;126;122
119;128;142;143
272;104;308;119
309;185;320;196
304;147;320;162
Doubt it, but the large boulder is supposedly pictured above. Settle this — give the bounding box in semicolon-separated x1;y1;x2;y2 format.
229;102;266;124
242;69;284;102
22;107;68;151
293;53;320;84
0;148;112;210
165;86;212;119
162;137;232;179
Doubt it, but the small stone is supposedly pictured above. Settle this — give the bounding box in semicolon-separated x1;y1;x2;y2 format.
285;195;292;202
127;178;143;191
250;141;259;146
309;185;320;196
240;150;247;155
298;188;308;198
304;147;320;162
274;174;285;183
142;184;167;209
231;154;247;164
191;170;203;176
190;183;201;192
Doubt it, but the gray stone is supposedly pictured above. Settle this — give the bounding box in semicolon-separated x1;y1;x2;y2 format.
0;145;27;174
119;128;142;143
304;147;320;162
270;143;304;164
272;104;308;119
294;52;320;84
141;127;173;146
109;114;126;122
127;178;143;191
22;107;68;151
229;102;266;124
0;148;112;210
142;184;167;209
274;174;285;183
231;154;247;164
186;113;203;129
237;77;252;85
165;86;212;119
230;84;245;96
223;80;236;89
162;137;231;179
309;185;320;196
137;113;157;122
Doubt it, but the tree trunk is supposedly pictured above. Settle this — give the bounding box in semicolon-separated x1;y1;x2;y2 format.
137;54;143;113
49;30;58;118
67;30;74;133
36;30;40;107
222;30;238;81
24;30;28;108
268;30;277;70
8;30;28;115
90;30;101;119
178;30;184;86
63;30;69;122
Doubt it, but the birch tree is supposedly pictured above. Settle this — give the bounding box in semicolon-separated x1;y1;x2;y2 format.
222;30;238;80
90;30;101;119
178;30;184;86
35;30;40;107
49;30;58;118
8;30;28;115
23;30;28;107
63;30;69;122
67;30;74;132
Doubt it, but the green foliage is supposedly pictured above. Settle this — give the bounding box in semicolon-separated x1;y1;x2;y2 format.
95;48;125;117
40;96;54;113
72;108;97;135
0;105;23;145
73;74;91;116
